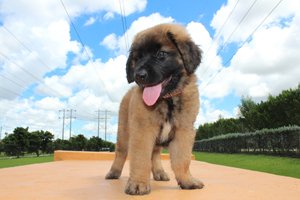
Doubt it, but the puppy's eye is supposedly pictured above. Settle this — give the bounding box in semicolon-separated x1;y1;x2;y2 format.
156;51;168;59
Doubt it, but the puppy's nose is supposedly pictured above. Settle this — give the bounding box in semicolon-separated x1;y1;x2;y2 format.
135;69;148;82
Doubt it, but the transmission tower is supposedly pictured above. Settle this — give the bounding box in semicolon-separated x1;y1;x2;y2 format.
59;109;66;140
66;109;76;138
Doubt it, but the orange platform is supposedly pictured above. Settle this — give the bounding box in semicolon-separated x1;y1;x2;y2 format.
0;151;299;200
54;150;195;161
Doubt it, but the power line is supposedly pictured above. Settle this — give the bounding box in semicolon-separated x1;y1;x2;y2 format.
1;24;82;113
201;0;284;92
2;25;53;71
59;0;114;103
0;51;45;84
59;0;92;62
205;0;241;56
1;48;100;118
0;85;20;97
118;0;129;52
201;0;258;80
0;73;27;89
2;11;110;114
0;50;67;98
221;0;258;49
201;0;240;77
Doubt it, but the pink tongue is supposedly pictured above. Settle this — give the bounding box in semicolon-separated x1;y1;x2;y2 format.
143;83;162;106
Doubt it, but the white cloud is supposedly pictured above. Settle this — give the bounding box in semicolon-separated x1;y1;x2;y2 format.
84;17;96;26
36;55;129;104
101;33;118;50
0;98;62;138
211;0;299;43
82;122;97;132
72;45;94;64
36;75;73;98
101;13;174;54
103;12;114;20
195;99;236;127
201;0;300;102
0;0;147;100
185;21;223;84
0;0;147;140
35;97;65;111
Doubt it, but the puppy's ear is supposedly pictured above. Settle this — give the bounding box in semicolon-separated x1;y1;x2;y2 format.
126;51;134;83
167;31;202;75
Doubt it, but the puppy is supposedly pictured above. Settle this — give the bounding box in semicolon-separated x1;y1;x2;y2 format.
105;23;204;195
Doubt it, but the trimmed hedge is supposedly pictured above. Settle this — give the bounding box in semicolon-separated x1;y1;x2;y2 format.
194;126;300;156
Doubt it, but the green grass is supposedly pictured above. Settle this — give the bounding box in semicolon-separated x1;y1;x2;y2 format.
0;155;54;169
194;152;300;179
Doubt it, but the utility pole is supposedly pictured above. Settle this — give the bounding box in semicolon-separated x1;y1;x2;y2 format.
59;109;66;140
95;110;104;138
66;109;76;139
104;110;108;141
0;126;2;140
97;110;100;138
94;110;111;140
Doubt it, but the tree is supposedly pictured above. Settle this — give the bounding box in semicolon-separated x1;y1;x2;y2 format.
239;97;259;131
2;134;18;156
0;140;3;155
266;85;300;127
196;118;246;140
27;131;41;157
196;85;300;140
53;139;71;150
86;136;104;151
12;127;29;158
239;85;300;130
69;134;87;151
102;140;115;152
39;131;54;153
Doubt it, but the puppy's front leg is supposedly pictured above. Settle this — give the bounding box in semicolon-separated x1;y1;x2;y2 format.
169;128;204;189
125;125;156;195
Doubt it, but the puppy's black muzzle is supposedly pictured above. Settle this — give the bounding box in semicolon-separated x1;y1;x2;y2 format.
135;69;148;84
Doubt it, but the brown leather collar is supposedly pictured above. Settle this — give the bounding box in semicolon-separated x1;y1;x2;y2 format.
162;88;182;99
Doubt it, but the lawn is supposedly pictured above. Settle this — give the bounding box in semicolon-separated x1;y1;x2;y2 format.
194;152;300;179
0;155;54;169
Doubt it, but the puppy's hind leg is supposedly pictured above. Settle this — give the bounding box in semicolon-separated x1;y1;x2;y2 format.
152;146;170;181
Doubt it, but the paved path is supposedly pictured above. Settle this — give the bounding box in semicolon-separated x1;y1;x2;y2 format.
0;160;299;200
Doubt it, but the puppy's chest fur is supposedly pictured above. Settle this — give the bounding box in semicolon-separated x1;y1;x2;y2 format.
155;98;181;146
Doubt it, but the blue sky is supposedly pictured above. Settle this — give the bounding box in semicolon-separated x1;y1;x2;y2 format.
68;0;225;61
0;0;299;142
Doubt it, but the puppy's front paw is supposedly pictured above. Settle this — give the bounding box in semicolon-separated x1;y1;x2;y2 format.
125;179;151;195
178;177;204;189
105;169;121;179
153;170;170;181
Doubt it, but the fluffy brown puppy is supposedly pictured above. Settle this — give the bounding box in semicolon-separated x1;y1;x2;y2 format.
105;23;204;195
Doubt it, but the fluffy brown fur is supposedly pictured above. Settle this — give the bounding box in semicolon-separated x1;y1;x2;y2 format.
105;23;204;195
